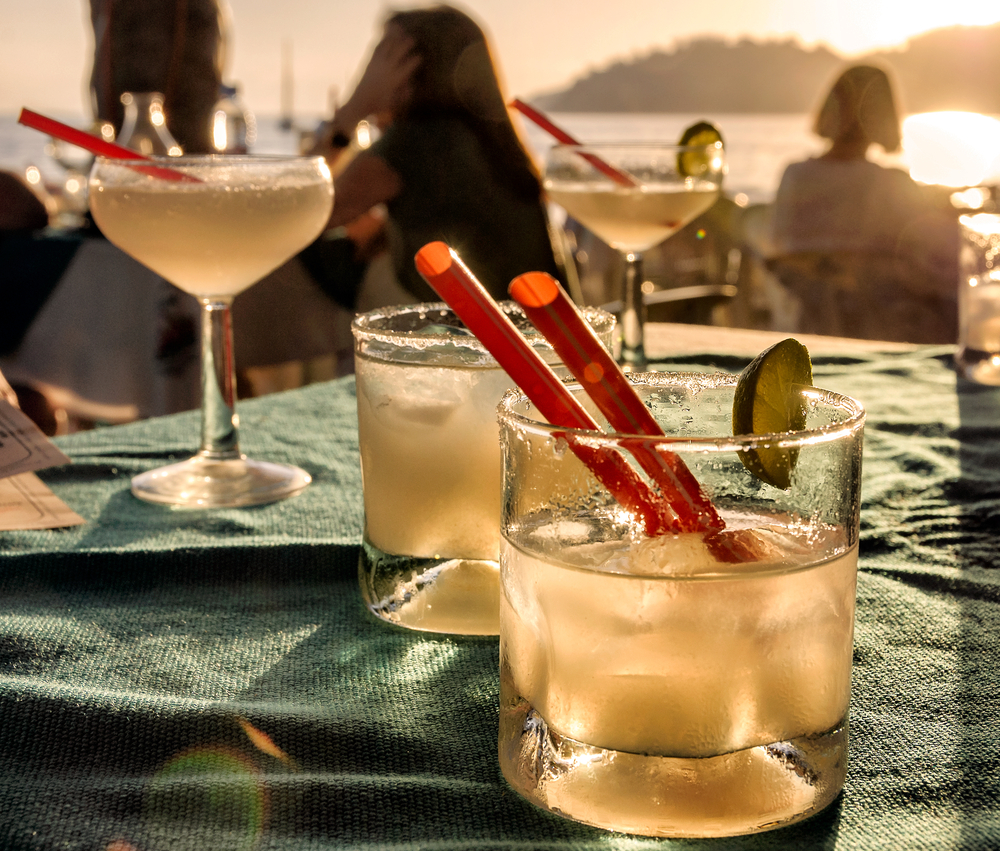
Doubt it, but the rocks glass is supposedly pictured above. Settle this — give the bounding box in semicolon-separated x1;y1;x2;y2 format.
497;371;865;837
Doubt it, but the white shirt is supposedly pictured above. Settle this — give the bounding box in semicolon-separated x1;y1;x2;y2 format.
771;157;927;255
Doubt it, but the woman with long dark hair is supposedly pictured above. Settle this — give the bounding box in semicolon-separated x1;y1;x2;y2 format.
313;5;560;302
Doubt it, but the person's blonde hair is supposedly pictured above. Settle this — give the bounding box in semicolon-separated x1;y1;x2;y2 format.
814;65;902;153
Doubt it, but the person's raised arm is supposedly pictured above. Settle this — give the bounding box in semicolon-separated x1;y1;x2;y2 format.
312;23;420;162
327;152;402;228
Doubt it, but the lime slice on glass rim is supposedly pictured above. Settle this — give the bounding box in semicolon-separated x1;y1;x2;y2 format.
676;120;724;178
732;337;814;489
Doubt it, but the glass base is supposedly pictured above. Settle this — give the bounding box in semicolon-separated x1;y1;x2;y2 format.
359;535;500;635
131;453;311;508
956;346;1000;385
499;677;848;838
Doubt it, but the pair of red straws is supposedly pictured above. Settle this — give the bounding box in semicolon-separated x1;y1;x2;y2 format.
510;271;724;533
415;242;676;536
414;241;722;538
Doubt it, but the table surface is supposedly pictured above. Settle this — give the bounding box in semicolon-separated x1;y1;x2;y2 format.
1;324;998;851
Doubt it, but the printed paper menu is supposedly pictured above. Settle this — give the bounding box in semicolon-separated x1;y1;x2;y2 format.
0;399;84;530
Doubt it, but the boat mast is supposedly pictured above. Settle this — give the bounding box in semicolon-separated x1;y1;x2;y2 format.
279;38;294;130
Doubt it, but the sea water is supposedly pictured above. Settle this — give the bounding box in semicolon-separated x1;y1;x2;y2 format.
0;111;831;205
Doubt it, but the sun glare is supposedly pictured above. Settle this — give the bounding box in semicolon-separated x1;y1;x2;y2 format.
826;2;1000;56
902;112;1000;187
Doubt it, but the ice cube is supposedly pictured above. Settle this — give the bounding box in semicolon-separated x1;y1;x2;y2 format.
363;363;473;428
626;531;721;576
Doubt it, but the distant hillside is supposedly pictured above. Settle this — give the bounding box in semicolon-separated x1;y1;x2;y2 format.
868;25;1000;113
533;24;1000;115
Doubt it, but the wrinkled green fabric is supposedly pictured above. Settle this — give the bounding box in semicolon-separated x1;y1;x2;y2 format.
1;346;998;850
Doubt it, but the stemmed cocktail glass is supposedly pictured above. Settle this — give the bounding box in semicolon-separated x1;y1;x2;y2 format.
544;143;724;370
89;155;334;507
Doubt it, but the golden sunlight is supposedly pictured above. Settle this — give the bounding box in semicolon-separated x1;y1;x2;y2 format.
901;111;1000;187
862;4;1000;51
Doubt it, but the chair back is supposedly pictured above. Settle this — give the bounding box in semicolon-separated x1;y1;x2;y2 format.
768;250;957;343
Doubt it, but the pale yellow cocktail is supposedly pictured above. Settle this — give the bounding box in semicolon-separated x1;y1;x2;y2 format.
546;183;718;253
543;141;724;368
89;155;333;507
90;162;332;298
353;303;615;636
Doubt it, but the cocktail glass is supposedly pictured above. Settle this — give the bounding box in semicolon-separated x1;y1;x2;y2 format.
498;371;864;837
544;143;724;370
89;155;334;506
352;302;615;636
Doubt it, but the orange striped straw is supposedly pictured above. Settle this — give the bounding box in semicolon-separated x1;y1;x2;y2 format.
414;241;682;536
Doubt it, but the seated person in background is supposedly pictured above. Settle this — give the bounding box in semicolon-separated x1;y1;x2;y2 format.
0;172;72;433
309;4;561;305
0;171;49;233
770;64;958;342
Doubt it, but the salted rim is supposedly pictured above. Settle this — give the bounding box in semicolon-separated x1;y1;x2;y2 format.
92;154;328;166
351;301;616;352
498;370;865;450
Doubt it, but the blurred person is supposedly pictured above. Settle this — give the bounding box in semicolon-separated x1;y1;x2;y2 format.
0;171;74;434
769;64;959;342
0;169;74;369
89;0;227;153
87;0;227;389
0;171;49;233
308;4;561;304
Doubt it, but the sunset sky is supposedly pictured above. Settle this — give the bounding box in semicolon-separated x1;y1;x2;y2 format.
2;0;1000;119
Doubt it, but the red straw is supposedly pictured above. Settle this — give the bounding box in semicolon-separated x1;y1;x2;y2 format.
509;99;636;188
18;108;199;183
414;242;681;536
510;272;722;532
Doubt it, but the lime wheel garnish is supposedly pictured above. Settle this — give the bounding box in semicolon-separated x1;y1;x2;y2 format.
732;337;814;489
677;120;724;178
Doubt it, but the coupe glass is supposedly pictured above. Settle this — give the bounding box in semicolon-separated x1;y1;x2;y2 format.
89;155;334;507
544;143;724;370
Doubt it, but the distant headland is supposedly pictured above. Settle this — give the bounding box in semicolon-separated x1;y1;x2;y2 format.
530;23;1000;115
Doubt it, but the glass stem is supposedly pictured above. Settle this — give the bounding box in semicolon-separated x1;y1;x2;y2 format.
199;297;241;459
620;251;647;371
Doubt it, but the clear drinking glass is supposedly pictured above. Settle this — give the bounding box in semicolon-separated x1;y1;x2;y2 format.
498;372;865;837
352;302;615;636
89;155;333;506
956;212;1000;385
544;143;724;370
118;92;183;157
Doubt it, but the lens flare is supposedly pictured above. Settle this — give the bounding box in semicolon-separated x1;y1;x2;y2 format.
144;747;267;850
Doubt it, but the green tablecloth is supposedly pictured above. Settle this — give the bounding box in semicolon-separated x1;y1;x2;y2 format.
1;343;998;850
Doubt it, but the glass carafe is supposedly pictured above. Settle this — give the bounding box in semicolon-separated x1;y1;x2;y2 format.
118;92;183;157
